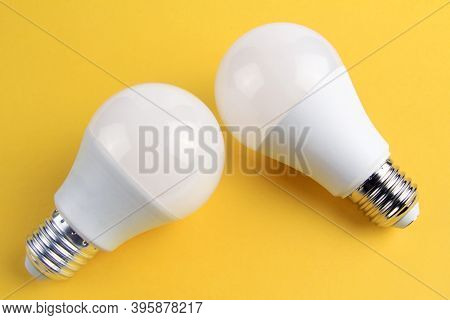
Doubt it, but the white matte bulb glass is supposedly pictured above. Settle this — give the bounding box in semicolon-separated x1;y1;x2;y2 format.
25;83;224;279
215;23;419;227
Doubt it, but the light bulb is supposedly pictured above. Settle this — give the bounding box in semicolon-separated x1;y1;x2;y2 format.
25;83;224;279
215;23;419;228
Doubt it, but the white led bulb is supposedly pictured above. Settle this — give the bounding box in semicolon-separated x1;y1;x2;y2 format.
215;23;419;227
25;83;224;279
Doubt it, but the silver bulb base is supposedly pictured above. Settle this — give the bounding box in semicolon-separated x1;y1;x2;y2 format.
349;159;419;227
25;210;98;280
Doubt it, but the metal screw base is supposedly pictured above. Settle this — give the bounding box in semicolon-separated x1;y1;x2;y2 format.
349;159;418;227
25;210;97;280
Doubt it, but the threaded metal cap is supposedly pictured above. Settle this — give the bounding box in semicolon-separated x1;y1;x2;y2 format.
25;210;97;280
350;159;419;227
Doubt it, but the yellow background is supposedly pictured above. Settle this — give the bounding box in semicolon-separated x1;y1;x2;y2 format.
0;0;449;299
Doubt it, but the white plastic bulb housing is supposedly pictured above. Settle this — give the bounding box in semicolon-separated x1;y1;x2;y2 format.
215;23;419;228
25;83;225;279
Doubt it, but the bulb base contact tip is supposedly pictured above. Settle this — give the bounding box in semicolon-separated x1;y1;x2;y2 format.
25;210;98;280
350;159;419;227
